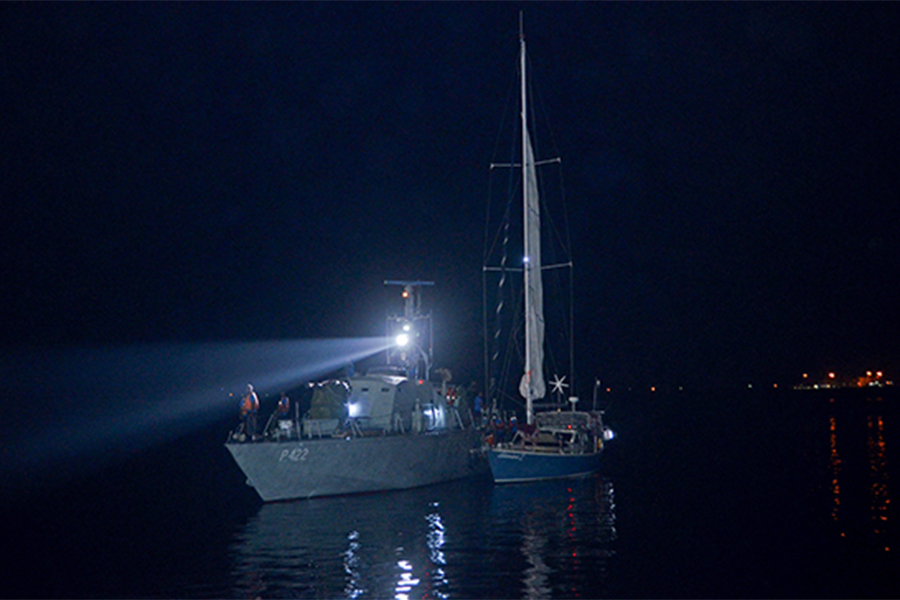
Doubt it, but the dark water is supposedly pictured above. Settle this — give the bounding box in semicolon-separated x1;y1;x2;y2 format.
3;388;898;598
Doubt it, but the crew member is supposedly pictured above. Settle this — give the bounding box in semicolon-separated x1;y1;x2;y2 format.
473;392;483;428
492;414;504;441
273;392;292;439
241;384;260;439
277;392;290;416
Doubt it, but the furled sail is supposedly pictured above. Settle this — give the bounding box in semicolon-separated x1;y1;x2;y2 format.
518;33;546;408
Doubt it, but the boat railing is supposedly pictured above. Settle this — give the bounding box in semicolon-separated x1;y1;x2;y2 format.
234;405;467;443
302;417;340;439
534;410;592;429
346;418;365;437
497;426;597;455
452;407;465;429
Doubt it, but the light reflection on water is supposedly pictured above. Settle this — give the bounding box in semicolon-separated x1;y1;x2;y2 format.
829;414;841;521
827;395;892;552
867;411;890;551
228;475;616;599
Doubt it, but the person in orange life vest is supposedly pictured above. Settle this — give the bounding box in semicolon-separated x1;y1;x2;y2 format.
241;384;260;438
270;392;291;438
277;392;290;418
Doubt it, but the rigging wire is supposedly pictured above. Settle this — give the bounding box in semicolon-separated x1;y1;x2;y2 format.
484;53;520;408
526;48;579;397
483;31;582;413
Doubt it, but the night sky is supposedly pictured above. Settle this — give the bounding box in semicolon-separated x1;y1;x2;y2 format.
3;2;899;390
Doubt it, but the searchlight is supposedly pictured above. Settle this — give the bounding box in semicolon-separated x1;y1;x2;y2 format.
396;333;410;347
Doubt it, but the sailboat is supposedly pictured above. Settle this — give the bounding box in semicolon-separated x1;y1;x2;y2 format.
484;19;614;484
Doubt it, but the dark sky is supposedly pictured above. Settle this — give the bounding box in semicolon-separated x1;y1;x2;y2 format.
3;2;899;390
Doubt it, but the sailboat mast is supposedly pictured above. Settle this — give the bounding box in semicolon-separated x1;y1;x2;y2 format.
517;15;546;425
520;21;533;425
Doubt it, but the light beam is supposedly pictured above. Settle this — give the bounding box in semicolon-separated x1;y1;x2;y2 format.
0;336;394;486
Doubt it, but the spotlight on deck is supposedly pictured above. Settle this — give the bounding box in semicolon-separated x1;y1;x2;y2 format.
396;333;410;347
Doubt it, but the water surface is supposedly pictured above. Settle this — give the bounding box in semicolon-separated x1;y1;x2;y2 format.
3;388;897;598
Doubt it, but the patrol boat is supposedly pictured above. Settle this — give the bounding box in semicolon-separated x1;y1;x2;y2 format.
225;281;486;501
483;20;614;484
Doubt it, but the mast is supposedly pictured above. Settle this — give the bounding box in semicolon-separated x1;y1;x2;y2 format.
384;280;434;380
517;15;546;425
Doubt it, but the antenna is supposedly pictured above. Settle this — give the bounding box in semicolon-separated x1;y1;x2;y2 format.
384;280;435;379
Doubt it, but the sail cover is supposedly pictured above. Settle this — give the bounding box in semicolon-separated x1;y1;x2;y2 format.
519;114;546;402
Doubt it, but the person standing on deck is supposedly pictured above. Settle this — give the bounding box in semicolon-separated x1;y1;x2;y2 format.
277;392;290;419
241;384;260;440
473;392;483;428
276;392;291;430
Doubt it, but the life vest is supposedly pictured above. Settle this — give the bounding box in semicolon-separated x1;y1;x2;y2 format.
277;395;289;414
240;394;253;416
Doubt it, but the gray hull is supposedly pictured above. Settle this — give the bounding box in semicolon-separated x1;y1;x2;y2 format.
226;428;486;501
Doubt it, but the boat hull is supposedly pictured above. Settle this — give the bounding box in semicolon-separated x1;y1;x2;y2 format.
226;428;486;501
487;447;603;483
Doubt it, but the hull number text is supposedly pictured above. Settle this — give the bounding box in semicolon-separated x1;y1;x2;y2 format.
279;447;309;462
